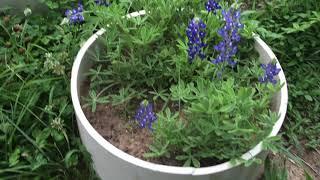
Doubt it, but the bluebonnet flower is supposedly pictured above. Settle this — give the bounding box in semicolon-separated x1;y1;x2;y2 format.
205;0;221;14
65;3;84;24
94;0;110;6
135;100;157;130
186;18;207;63
212;9;243;67
259;63;281;84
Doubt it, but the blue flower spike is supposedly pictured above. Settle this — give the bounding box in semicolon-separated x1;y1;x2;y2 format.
259;63;281;84
135;100;157;130
212;8;243;67
94;0;110;6
65;3;85;24
206;0;221;14
186;18;207;63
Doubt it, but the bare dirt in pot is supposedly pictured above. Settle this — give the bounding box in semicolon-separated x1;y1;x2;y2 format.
83;104;184;166
81;82;182;166
84;104;152;158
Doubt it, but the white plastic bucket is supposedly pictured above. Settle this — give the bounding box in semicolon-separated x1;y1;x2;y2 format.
71;11;288;180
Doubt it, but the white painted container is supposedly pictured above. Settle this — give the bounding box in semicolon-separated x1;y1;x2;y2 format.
71;12;288;180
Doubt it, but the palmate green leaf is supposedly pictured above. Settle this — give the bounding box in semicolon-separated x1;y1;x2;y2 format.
237;87;255;101
35;128;51;149
9;148;21;167
189;101;208;113
144;142;169;158
150;89;170;102
194;119;215;135
132;25;162;46
177;38;188;52
31;154;48;171
82;90;110;112
111;87;136;106
128;15;149;26
170;81;192;103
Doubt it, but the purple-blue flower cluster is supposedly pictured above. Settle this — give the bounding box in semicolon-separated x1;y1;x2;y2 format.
212;9;243;67
94;0;110;6
135;100;157;130
186;18;207;63
65;3;84;24
259;63;281;84
205;0;221;14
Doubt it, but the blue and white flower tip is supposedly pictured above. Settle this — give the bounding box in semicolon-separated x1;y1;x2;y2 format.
65;3;85;24
94;0;110;6
205;0;221;14
135;100;157;130
186;18;207;63
259;63;281;84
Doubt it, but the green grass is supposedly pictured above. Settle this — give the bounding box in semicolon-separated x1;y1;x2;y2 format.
245;0;320;179
0;7;97;179
264;156;288;180
248;0;320;150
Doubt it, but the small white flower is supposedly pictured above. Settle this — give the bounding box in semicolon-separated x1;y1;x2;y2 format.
24;8;32;16
53;64;65;75
45;52;52;60
44;60;53;70
51;117;64;131
44;105;53;112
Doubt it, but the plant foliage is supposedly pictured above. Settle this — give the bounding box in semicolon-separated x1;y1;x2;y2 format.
85;0;282;167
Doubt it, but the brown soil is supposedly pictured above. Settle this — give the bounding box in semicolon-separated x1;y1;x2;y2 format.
83;104;153;159
270;149;320;180
286;150;320;180
83;104;182;166
80;79;182;166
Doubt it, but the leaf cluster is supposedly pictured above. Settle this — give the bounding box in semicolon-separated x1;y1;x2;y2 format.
0;7;98;179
